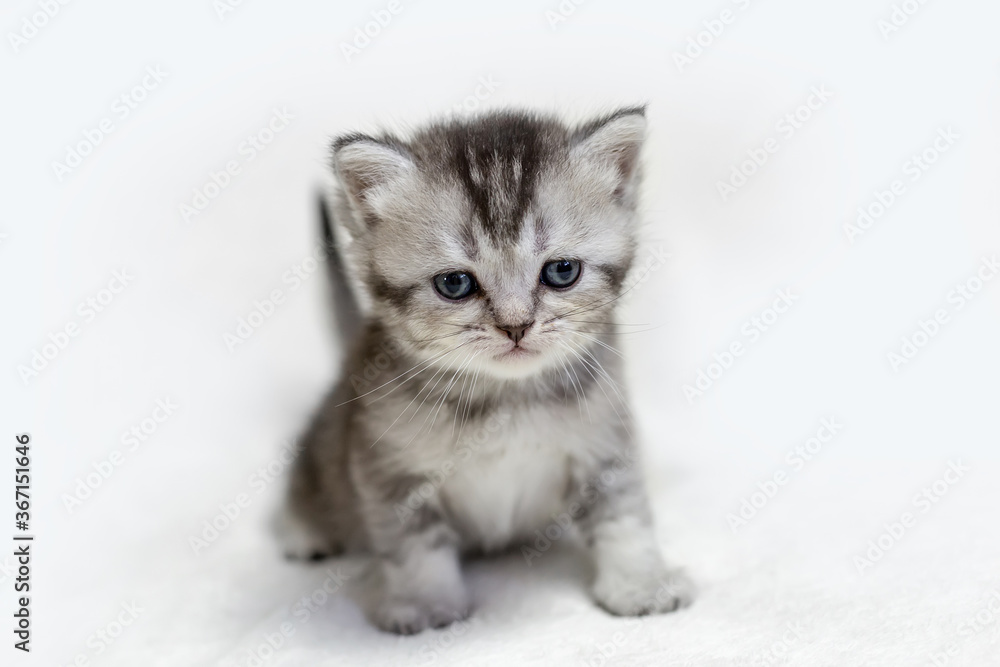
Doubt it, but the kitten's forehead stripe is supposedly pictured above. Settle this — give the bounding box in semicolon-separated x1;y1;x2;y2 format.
442;113;557;246
460;223;480;262
533;216;549;254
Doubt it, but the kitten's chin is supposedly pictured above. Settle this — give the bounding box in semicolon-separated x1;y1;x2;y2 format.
478;349;554;380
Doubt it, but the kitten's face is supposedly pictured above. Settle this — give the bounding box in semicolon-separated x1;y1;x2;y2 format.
333;109;644;380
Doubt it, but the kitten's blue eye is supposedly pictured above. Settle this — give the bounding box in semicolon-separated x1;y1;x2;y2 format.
540;259;581;288
433;271;478;300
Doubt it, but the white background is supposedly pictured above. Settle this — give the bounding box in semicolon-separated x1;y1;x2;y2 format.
3;0;1000;665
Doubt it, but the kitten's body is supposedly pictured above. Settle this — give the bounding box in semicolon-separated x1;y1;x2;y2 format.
282;108;690;634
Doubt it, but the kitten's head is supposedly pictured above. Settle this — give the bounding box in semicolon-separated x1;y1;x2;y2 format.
332;107;645;380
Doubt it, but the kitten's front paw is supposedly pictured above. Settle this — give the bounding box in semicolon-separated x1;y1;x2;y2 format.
592;567;694;616
372;595;471;635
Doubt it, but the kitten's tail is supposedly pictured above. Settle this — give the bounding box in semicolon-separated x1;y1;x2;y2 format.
317;192;363;346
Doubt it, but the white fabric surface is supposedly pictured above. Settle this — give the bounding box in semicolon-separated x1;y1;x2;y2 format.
4;1;1000;665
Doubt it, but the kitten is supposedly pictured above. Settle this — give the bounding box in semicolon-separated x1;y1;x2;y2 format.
280;107;692;634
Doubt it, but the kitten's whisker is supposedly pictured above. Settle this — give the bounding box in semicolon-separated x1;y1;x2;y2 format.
562;342;630;436
581;356;629;418
547;261;661;323
419;350;479;438
567;330;624;359
400;358;455;434
556;343;591;423
551;346;571;409
451;360;475;440
570;338;628;403
554;292;624;321
573;325;663;336
564;339;631;434
460;361;483;434
415;351;473;437
369;346;468;449
567;353;592;422
407;362;452;423
567;326;665;340
563;320;650;328
429;351;480;435
401;366;453;450
337;340;470;407
389;331;467;344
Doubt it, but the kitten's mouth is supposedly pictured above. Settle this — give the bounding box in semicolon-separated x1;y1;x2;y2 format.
495;346;537;361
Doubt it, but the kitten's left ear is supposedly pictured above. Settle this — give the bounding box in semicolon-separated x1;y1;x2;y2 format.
331;133;414;210
571;106;647;201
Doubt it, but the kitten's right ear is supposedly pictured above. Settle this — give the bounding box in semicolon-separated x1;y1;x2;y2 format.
331;134;413;207
571;106;647;202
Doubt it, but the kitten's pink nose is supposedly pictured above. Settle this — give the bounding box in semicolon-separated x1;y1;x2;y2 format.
496;321;534;345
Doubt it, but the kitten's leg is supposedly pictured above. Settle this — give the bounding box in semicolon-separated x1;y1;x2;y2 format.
577;459;693;616
279;394;360;560
356;477;470;634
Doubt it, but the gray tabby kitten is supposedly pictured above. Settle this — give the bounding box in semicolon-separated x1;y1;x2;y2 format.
280;107;691;634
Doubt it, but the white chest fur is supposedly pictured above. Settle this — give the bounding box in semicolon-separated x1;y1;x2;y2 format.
438;409;573;551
